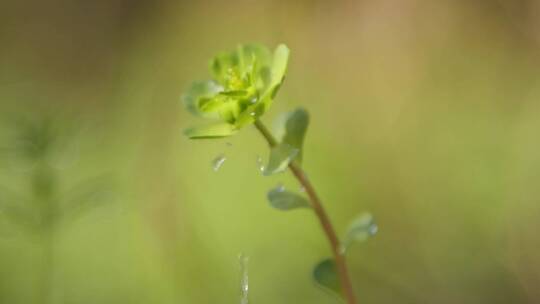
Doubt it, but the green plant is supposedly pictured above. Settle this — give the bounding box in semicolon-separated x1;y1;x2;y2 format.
183;43;376;304
0;117;111;304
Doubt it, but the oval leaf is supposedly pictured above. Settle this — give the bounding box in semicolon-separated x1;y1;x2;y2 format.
184;123;237;139
270;44;290;88
313;258;342;297
267;187;310;210
342;213;378;253
259;44;290;113
282;108;309;163
182;80;223;117
262;143;298;176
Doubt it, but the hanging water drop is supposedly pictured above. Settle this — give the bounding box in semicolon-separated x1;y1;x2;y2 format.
239;254;249;304
212;154;227;171
368;223;379;236
256;155;265;172
341;213;377;253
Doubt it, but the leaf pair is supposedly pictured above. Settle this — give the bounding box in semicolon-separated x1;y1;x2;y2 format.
263;108;310;210
313;213;378;297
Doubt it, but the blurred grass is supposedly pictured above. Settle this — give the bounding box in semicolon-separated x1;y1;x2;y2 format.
1;0;540;303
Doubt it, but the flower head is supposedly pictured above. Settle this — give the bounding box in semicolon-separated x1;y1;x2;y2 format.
183;44;290;139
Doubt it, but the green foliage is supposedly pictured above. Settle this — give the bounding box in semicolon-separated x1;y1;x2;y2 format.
183;44;290;139
183;43;376;304
281;108;309;163
342;213;378;253
0;118;112;233
310;214;377;299
261;108;309;175
184;123;237;139
263;144;299;175
313;258;341;296
267;186;310;210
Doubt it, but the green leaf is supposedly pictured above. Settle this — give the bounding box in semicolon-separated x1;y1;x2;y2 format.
217;99;242;124
182;81;223;116
342;213;377;253
262;143;298;176
198;94;228;113
271;44;290;89
184;123;237;139
233;102;264;128
267;187;310;210
238;44;272;80
211;44;271;93
259;44;290;112
282;108;309;162
210;52;240;85
313;258;342;296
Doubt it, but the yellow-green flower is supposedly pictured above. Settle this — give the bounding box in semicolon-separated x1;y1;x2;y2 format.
183;44;290;139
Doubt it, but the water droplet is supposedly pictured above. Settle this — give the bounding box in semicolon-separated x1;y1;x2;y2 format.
274;183;285;193
239;254;249;304
368;223;378;236
299;186;306;193
249;97;257;104
256;155;265;172
212;154;227;171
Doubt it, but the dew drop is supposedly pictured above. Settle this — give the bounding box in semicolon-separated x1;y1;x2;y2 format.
299;186;306;193
274;183;285;193
368;223;379;236
239;254;249;304
211;154;227;172
256;155;265;172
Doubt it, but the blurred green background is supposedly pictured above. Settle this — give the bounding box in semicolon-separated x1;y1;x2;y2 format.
1;0;540;303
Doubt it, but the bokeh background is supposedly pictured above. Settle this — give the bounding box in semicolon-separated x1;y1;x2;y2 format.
1;0;540;303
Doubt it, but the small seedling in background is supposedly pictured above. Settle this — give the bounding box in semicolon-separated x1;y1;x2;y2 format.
0;117;113;304
183;44;377;304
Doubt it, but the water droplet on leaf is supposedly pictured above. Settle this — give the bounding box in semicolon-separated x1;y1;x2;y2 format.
341;213;377;253
368;223;378;236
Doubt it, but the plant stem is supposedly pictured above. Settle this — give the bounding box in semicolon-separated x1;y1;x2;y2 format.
253;120;357;304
